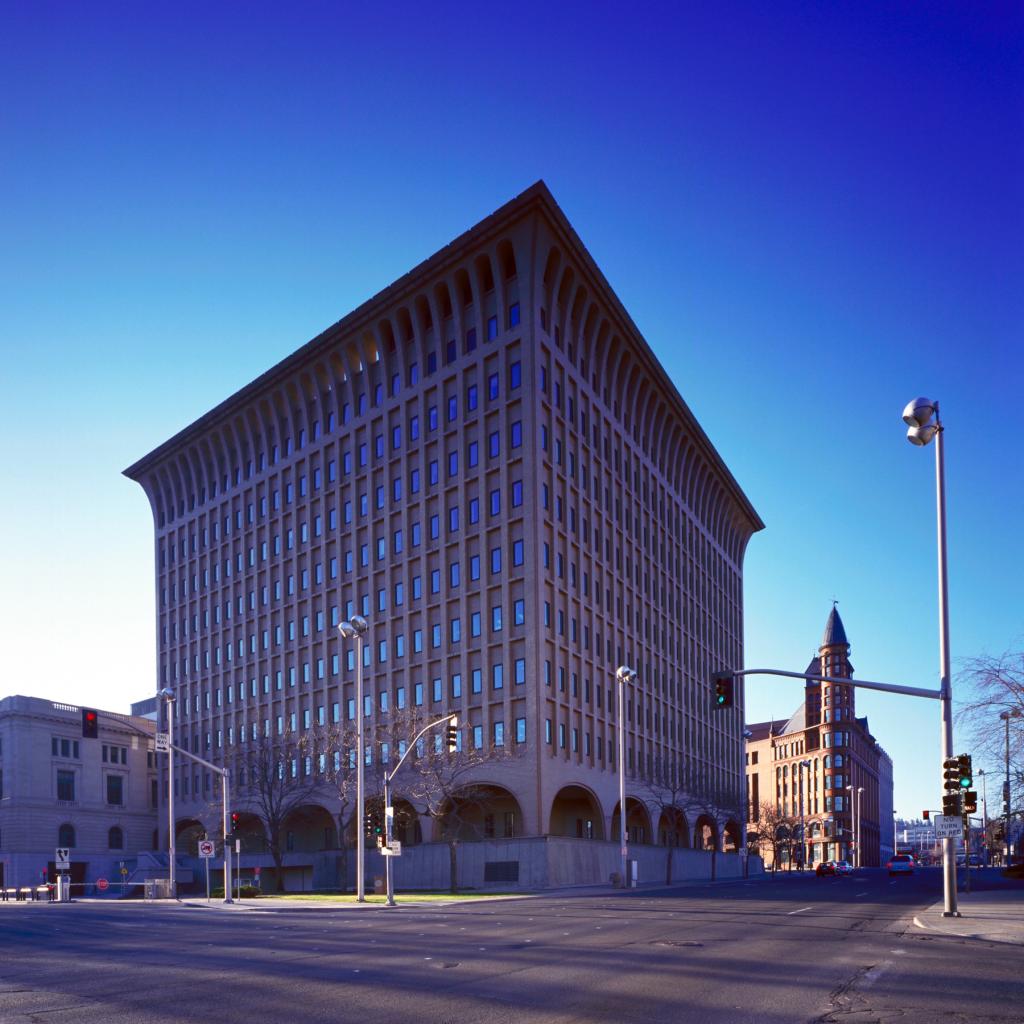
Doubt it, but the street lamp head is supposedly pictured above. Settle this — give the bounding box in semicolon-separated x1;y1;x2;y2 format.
902;397;937;428
742;729;754;739
800;759;811;768
338;615;369;639
615;665;637;683
158;688;176;702
906;422;939;446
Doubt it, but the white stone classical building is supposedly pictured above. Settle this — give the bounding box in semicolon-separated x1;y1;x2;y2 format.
0;696;157;890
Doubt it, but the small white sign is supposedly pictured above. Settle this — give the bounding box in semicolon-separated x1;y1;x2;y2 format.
933;815;962;839
381;842;402;857
198;840;216;858
55;847;70;869
155;733;170;753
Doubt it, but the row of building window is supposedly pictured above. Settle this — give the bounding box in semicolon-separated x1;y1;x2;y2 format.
159;479;525;610
54;824;125;850
55;770;125;805
156;321;522;523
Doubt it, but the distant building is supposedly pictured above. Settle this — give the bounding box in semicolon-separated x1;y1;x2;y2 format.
130;696;159;721
894;818;940;859
122;182;764;889
745;606;895;868
877;749;895;862
0;696;157;890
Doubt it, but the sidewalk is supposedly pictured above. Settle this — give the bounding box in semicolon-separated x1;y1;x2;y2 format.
912;888;1024;946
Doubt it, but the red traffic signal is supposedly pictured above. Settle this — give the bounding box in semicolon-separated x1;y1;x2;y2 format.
81;708;99;739
922;809;930;820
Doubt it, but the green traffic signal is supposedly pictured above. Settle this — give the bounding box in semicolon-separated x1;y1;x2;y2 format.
711;672;734;708
957;753;973;789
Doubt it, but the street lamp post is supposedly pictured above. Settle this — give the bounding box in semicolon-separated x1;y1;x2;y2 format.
853;786;864;867
799;759;811;870
1000;710;1022;866
978;769;988;865
338;616;369;901
902;397;958;917
615;666;637;888
159;688;177;898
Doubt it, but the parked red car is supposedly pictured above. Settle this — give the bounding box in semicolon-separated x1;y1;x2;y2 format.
816;861;836;876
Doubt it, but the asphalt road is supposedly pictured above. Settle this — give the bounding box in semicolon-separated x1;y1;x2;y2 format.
1;868;1021;1024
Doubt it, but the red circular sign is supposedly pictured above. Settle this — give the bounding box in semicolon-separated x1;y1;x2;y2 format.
96;878;109;891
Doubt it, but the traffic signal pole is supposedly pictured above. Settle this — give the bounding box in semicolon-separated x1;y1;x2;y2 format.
934;421;959;916
725;665;959;916
167;744;233;903
381;714;458;908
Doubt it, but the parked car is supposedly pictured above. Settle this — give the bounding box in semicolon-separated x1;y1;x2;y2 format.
816;861;836;876
887;854;915;875
834;860;854;875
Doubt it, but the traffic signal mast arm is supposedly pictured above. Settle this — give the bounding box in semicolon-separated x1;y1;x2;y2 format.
724;667;941;701
383;713;460;789
380;713;458;908
164;741;234;902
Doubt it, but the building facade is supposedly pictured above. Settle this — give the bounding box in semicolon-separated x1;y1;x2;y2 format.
0;696;157;890
745;606;895;869
124;182;763;887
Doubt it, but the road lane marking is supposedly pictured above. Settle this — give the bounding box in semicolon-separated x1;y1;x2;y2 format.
856;891;869;897
787;906;813;915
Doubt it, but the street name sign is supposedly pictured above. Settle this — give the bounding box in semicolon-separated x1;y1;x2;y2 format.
198;840;216;858
933;815;961;839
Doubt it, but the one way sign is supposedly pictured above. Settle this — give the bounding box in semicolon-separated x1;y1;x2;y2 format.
55;848;71;869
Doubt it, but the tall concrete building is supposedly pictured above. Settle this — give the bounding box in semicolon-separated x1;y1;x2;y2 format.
745;606;895;869
125;182;763;886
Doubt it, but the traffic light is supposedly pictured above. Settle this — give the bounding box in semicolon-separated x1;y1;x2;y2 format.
942;757;960;794
943;793;961;816
446;716;459;753
712;671;734;709
81;708;99;739
231;812;241;831
364;809;383;840
957;754;973;789
964;791;977;815
922;809;930;820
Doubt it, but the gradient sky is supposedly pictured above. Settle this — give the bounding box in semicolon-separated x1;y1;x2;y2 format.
2;2;1021;825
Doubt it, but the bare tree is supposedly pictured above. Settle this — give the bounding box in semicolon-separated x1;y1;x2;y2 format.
957;649;1024;768
644;756;691;884
312;720;386;891
398;715;515;893
236;728;320;891
747;801;794;873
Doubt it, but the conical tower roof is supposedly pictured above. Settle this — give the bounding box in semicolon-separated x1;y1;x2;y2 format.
821;604;848;649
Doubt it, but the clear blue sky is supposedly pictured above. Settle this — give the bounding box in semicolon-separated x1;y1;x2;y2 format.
2;3;1021;824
